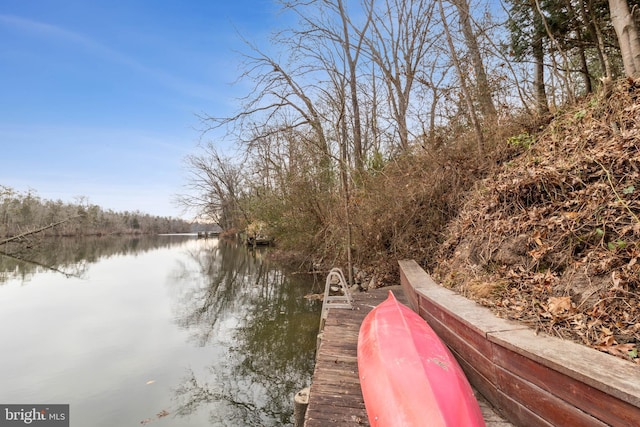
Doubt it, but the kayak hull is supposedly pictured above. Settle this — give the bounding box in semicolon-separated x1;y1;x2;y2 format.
357;291;485;427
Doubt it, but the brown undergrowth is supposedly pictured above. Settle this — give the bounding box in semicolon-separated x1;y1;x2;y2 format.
340;112;528;285
347;136;490;284
434;78;640;363
296;78;640;363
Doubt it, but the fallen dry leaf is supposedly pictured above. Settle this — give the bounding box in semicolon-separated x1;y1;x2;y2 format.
596;343;636;358
597;335;616;347
547;296;572;316
601;326;613;336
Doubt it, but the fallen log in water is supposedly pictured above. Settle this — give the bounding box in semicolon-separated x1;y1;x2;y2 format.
0;215;82;246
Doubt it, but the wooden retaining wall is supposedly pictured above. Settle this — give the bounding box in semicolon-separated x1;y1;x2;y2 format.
399;259;640;427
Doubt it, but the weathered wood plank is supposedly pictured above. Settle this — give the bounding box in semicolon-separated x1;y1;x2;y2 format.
304;283;513;427
398;259;640;427
304;286;404;427
492;339;639;427
494;364;608;427
490;328;640;409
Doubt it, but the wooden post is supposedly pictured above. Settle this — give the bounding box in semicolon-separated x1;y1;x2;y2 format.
293;387;310;427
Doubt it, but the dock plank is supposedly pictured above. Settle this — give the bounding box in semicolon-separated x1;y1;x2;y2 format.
304;285;513;427
304;286;397;426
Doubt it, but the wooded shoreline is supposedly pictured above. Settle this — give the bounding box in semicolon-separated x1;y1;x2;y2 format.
0;186;192;240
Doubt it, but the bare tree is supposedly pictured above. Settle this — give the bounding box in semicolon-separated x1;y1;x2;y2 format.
279;0;371;282
415;55;454;146
505;0;551;114
202;38;331;163
450;0;497;122
0;215;82;246
336;0;372;173
363;0;439;151
533;0;576;104
279;0;374;173
181;143;249;230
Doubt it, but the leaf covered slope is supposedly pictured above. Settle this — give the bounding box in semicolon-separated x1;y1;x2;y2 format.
435;79;640;362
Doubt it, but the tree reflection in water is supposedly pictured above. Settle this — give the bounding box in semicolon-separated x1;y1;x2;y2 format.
171;239;321;426
0;234;194;285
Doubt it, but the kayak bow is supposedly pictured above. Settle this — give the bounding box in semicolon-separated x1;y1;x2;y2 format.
357;291;485;426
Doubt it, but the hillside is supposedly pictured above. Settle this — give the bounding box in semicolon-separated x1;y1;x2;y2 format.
433;78;640;363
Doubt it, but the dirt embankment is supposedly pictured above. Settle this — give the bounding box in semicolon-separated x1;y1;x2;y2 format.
434;78;640;363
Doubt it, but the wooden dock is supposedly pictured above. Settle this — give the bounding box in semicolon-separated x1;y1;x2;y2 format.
304;285;513;426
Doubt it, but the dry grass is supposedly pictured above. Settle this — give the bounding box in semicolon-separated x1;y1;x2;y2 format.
310;78;640;363
286;78;640;363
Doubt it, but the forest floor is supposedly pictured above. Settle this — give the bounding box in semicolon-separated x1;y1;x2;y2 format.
432;78;640;364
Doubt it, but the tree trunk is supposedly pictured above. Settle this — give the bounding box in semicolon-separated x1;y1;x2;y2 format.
581;0;612;79
531;1;549;115
338;95;354;287
337;0;368;174
569;0;592;93
533;0;575;103
609;0;640;77
452;0;497;122
438;0;484;154
578;46;593;94
533;37;549;114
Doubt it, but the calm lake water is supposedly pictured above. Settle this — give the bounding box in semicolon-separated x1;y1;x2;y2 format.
0;235;321;426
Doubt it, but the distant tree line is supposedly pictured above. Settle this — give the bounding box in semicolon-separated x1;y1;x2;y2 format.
180;0;640;264
0;185;191;238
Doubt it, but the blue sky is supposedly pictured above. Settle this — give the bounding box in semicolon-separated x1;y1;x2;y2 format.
0;0;279;219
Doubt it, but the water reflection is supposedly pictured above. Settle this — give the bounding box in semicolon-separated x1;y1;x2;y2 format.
170;239;320;426
0;235;320;426
0;234;193;284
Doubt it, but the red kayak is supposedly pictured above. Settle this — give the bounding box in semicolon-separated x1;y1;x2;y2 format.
357;291;485;426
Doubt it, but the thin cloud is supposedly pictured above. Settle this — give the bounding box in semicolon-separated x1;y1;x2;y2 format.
0;13;216;100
